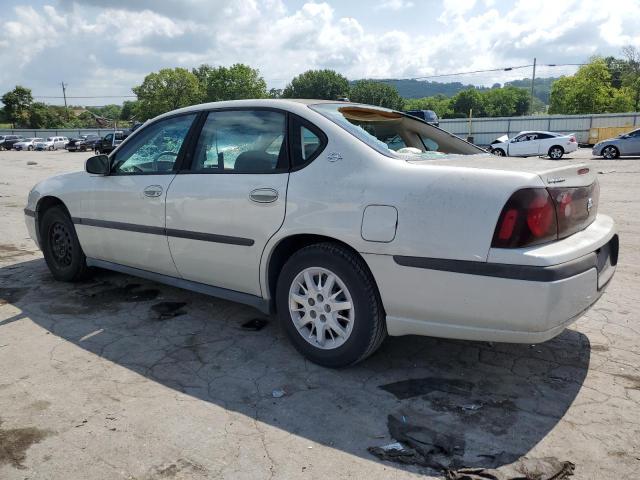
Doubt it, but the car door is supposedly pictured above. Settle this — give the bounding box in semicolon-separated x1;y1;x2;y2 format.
77;113;198;276
165;108;290;296
508;133;538;156
621;129;640;155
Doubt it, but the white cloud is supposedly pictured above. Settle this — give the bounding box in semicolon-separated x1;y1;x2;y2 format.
375;0;415;11
0;0;638;105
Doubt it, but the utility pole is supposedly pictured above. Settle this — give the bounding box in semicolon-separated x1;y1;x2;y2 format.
61;81;68;120
529;58;536;116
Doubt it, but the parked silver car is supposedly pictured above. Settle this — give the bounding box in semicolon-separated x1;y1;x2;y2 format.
35;136;69;151
592;128;640;159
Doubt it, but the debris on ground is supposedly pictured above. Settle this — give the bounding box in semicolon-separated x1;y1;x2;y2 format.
445;457;575;479
241;318;269;331
597;170;616;174
26;161;37;165
150;301;187;319
272;388;286;398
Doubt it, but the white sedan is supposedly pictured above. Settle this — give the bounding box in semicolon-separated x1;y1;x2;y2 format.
24;100;617;367
491;130;578;159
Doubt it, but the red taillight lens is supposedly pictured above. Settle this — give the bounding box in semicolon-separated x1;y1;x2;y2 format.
492;189;558;248
570;136;576;143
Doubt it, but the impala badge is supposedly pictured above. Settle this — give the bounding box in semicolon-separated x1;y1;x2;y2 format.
547;177;566;184
327;152;343;162
587;197;593;212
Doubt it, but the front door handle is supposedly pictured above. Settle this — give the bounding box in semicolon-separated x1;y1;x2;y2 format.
249;188;278;203
143;185;163;198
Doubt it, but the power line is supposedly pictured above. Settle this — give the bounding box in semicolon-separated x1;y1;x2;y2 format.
34;95;137;99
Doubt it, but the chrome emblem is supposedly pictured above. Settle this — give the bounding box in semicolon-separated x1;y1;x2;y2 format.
587;197;593;212
327;152;343;162
547;177;566;184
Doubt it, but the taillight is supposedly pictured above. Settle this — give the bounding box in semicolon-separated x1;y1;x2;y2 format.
492;189;557;248
492;183;599;248
570;136;576;143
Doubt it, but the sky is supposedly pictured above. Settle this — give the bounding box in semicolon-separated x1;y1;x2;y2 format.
1;0;639;106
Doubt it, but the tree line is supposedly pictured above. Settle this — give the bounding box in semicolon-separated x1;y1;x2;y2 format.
1;46;638;129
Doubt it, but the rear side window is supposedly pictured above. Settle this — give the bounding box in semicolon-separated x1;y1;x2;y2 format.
191;110;287;173
290;117;326;168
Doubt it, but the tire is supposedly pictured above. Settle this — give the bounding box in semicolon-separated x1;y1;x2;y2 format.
49;146;54;151
276;242;387;367
548;146;564;160
602;145;619;159
40;206;88;282
493;148;506;156
28;145;34;151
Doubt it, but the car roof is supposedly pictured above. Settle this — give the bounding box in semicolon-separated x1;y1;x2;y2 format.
150;98;353;123
517;130;559;136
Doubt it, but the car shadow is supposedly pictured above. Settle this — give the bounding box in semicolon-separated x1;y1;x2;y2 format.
1;258;591;475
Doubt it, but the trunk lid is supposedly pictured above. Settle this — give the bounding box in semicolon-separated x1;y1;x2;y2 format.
407;153;596;188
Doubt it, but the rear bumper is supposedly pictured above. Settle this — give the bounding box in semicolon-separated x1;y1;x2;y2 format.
364;216;617;343
24;209;39;249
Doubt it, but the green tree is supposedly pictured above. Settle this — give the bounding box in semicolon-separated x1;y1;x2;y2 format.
193;63;267;102
268;88;283;99
549;59;615;114
120;100;139;121
27;102;61;128
620;45;640;111
482;86;530;117
349;80;404;109
132;68;202;120
282;69;349;100
450;88;485;118
1;85;33;127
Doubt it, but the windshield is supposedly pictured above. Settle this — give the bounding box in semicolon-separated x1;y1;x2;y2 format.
309;103;480;157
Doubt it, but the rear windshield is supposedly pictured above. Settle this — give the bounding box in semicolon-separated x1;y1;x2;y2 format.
309;103;480;158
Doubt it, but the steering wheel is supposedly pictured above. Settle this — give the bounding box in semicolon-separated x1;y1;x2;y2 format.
152;151;178;171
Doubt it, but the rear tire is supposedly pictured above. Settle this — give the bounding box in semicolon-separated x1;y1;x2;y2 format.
602;145;619;159
28;145;34;151
493;148;505;156
40;206;88;282
276;243;386;367
548;146;564;159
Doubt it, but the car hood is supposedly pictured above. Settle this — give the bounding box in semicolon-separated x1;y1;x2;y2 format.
490;134;509;144
407;153;596;188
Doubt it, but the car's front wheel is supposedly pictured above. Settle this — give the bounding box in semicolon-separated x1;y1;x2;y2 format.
41;206;88;281
602;145;619;159
276;243;386;367
28;145;34;151
492;148;506;156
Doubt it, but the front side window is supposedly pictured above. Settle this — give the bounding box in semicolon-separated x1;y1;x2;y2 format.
112;113;196;174
191;110;286;173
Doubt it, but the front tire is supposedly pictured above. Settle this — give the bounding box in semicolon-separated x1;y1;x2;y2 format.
28;145;34;151
548;146;564;159
493;148;505;156
41;206;88;281
602;145;619;159
276;243;386;367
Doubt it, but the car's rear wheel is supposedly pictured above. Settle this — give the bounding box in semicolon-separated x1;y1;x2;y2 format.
548;146;564;160
41;206;88;281
602;145;619;159
276;243;386;367
28;145;34;151
493;148;505;156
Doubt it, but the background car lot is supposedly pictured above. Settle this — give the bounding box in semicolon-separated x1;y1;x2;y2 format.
0;148;639;479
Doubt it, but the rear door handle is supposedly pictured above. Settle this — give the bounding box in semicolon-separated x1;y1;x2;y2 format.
249;188;278;203
143;185;163;198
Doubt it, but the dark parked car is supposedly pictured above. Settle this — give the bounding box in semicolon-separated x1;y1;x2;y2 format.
404;109;439;127
95;131;129;154
0;135;25;150
66;134;101;152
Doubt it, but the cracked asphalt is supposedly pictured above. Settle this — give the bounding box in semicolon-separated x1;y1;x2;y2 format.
0;149;639;479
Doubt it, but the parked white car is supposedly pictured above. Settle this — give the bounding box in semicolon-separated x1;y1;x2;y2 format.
24;100;617;367
491;131;578;159
13;137;44;151
34;136;69;151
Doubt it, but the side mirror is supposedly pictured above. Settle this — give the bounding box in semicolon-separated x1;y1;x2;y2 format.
85;154;110;175
621;134;630;139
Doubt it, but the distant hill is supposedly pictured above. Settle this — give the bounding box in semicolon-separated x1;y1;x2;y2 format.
352;77;559;104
